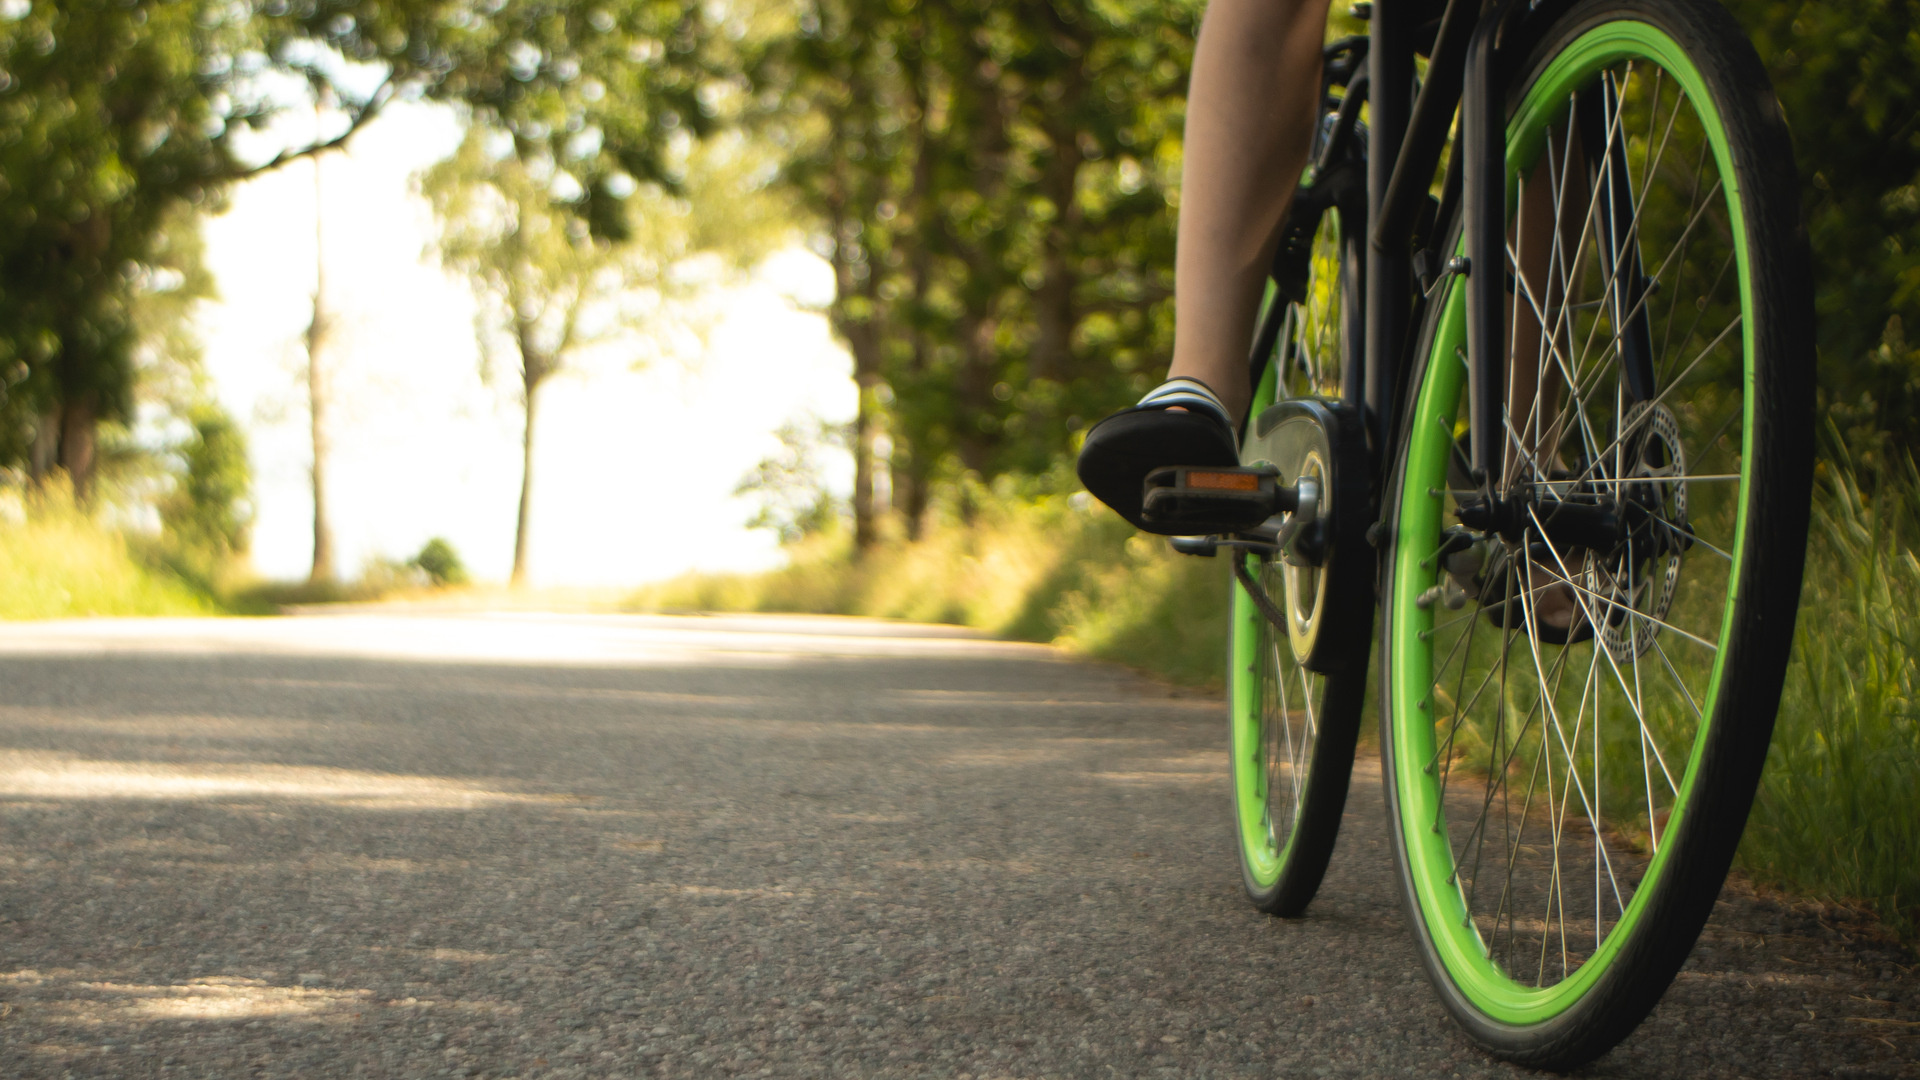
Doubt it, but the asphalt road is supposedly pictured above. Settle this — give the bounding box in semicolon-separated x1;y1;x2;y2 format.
0;613;1912;1079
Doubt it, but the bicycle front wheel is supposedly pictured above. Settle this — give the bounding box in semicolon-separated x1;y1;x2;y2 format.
1378;0;1813;1066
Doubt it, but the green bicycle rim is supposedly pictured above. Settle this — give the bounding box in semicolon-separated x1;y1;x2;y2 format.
1385;20;1753;1025
1232;347;1285;887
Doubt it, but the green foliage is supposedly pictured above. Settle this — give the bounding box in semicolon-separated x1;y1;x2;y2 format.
733;417;849;544
1722;0;1920;454
1742;442;1920;938
756;0;1202;498
411;537;469;586
0;1;243;476
422;124;638;397
637;478;1231;688
160;405;252;560
422;122;788;387
422;117;790;580
0;0;736;486
0;480;216;620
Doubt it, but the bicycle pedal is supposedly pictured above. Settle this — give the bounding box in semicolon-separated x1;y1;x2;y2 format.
1141;466;1286;534
1168;536;1220;558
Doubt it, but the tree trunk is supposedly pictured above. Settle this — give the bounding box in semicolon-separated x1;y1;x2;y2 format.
29;410;59;485
511;377;541;587
1030;12;1091;385
896;34;936;545
852;386;876;551
57;392;99;500
848;364;886;551
824;180;887;553
893;448;929;541
307;322;335;585
306;145;336;586
1030;121;1086;384
510;311;557;588
955;312;999;474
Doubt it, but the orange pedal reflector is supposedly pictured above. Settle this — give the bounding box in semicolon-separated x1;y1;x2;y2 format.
1185;470;1261;492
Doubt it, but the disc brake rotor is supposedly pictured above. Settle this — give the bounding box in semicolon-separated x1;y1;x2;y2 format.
1586;401;1688;661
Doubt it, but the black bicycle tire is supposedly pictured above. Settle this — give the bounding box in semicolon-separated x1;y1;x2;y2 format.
1375;0;1813;1067
1230;191;1374;917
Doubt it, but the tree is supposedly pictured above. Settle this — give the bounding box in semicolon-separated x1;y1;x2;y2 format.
0;0;732;495
424;127;638;584
734;417;848;544
1723;0;1920;456
0;1;392;496
160;404;255;575
757;0;1201;540
128;206;253;584
410;538;469;585
423;123;788;584
306;115;338;585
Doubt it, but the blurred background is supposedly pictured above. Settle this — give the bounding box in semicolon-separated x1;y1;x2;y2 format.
0;0;1916;934
8;0;1914;604
198;101;851;588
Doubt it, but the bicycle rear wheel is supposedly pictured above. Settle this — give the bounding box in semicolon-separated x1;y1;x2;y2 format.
1378;0;1812;1065
1229;185;1371;916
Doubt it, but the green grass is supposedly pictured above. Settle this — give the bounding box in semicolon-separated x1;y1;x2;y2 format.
633;478;1232;688
0;487;218;619
0;483;610;619
1740;452;1920;939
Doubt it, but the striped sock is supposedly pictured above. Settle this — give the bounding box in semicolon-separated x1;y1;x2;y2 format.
1136;377;1232;428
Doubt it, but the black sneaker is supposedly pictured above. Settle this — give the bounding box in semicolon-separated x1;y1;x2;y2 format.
1076;377;1239;534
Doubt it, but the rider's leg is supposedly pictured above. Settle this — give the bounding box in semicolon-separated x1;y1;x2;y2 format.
1508;131;1586;485
1509;134;1591;635
1167;0;1336;426
1074;0;1335;530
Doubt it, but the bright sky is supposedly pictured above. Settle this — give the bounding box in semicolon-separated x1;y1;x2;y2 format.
197;102;854;588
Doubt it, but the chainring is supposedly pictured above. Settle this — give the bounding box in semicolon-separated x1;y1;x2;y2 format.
1240;397;1373;672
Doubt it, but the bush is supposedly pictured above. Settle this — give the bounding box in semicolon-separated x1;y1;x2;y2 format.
633;472;1231;687
0;478;216;619
155;402;253;589
411;537;469;586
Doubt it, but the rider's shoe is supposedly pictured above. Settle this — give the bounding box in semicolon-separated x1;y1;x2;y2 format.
1076;377;1239;534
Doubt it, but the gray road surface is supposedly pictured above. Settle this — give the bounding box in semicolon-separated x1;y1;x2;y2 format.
0;613;1912;1079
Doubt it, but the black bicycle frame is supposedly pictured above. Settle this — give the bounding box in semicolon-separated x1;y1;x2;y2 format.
1252;0;1618;497
1374;0;1526;486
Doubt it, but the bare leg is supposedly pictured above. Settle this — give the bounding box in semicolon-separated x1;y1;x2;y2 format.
1167;0;1335;426
1507;131;1587;487
1511;134;1590;629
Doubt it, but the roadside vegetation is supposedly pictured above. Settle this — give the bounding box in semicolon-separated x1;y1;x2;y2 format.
0;481;217;620
637;470;1230;685
1742;449;1920;942
0;466;477;619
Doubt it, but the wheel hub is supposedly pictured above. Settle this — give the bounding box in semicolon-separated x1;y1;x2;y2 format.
1452;403;1691;658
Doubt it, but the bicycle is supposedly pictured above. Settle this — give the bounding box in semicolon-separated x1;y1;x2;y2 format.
1141;0;1813;1067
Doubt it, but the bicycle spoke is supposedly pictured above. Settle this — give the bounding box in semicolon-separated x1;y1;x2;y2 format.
1529;517;1684;798
1513;552;1628;925
1387;28;1800;1027
1561;310;1743;491
1656;136;1716;366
